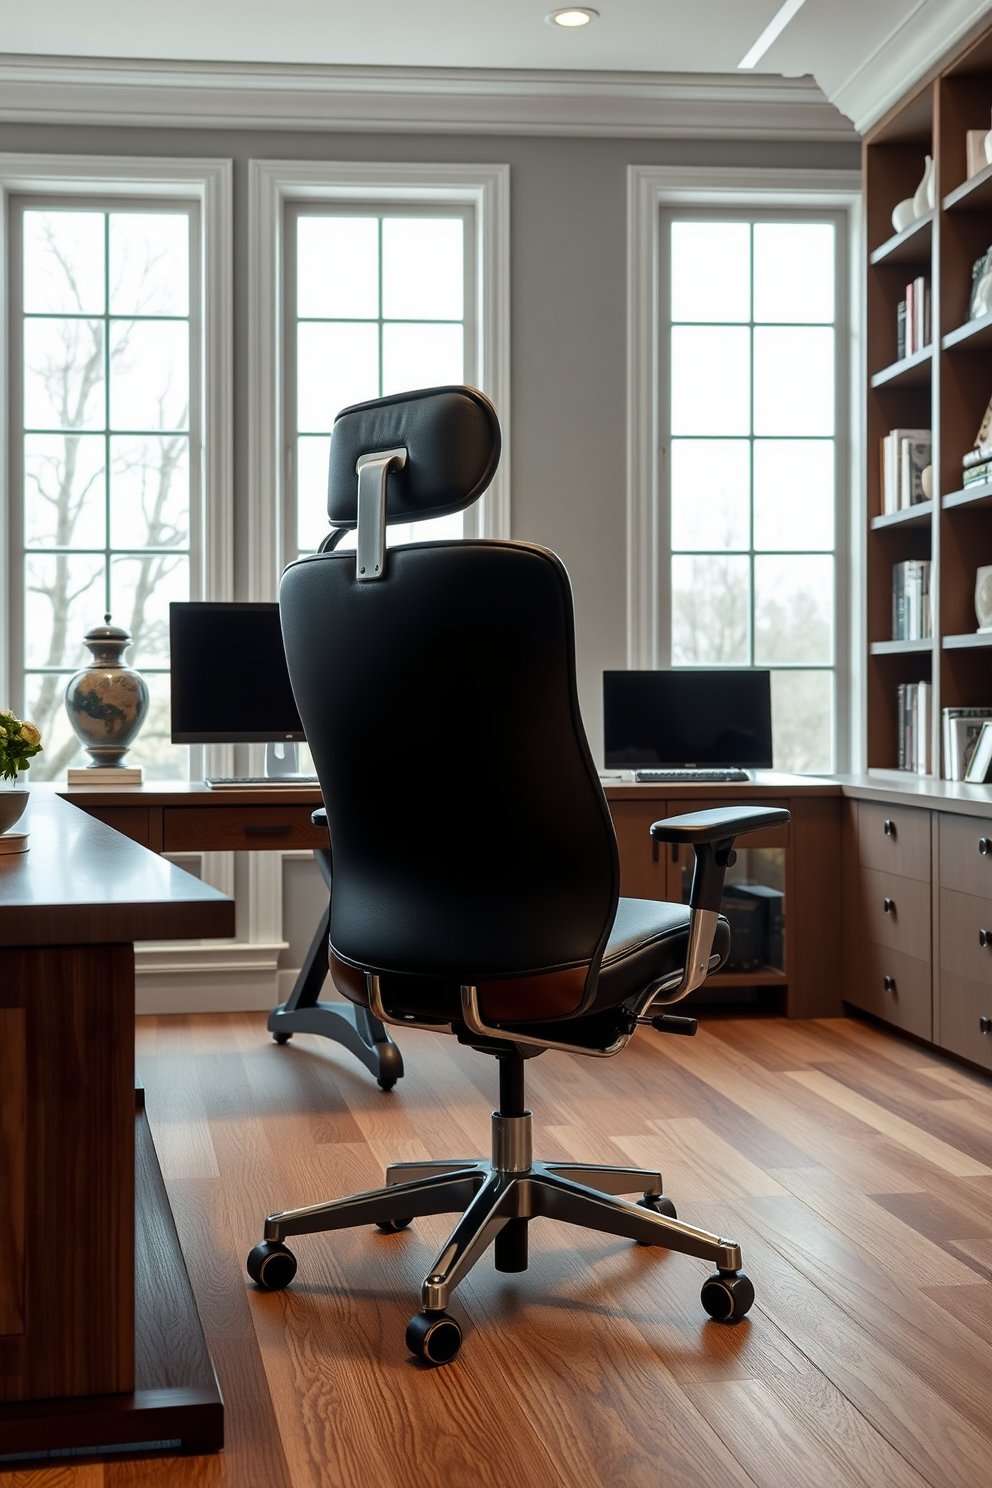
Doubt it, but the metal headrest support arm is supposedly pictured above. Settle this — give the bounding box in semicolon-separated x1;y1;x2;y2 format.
356;446;407;582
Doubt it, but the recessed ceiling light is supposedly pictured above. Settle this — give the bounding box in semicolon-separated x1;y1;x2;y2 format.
547;8;598;28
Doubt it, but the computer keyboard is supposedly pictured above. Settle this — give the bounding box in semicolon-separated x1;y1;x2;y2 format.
205;775;320;789
633;768;751;783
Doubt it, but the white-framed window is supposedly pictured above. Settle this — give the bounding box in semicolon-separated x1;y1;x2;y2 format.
286;203;476;560
248;160;510;603
0;155;232;782
627;166;863;774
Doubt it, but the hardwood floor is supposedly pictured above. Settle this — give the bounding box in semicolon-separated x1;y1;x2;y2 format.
5;1010;992;1487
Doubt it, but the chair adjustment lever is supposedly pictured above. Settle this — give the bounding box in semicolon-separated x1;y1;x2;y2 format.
638;1013;698;1036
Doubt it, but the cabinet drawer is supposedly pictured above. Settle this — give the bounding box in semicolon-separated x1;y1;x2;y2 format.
857;801;930;880
848;941;932;1040
860;868;931;961
936;970;992;1073
163;806;327;852
938;887;992;982
608;799;671;900
938;812;992;896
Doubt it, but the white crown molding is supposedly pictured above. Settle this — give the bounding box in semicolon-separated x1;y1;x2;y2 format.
826;0;992;136
0;53;857;140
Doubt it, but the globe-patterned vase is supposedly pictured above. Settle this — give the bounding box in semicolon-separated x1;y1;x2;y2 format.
64;615;150;768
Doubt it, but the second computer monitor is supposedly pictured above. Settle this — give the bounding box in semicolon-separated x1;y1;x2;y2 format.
603;669;773;770
170;602;304;744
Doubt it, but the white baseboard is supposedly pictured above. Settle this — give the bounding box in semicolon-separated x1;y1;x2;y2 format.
134;940;288;1014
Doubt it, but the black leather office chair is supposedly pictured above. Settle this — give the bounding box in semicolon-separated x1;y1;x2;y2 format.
247;386;789;1364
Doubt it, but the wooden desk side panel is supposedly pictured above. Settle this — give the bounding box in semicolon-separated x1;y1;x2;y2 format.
0;945;135;1403
0;1008;26;1339
788;795;844;1018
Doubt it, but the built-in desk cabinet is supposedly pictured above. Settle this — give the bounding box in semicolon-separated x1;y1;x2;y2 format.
846;794;992;1068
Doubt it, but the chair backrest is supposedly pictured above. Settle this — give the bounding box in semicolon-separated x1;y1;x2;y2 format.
279;387;619;998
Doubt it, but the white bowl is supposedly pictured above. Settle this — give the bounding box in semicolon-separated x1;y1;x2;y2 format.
891;198;917;234
0;790;27;835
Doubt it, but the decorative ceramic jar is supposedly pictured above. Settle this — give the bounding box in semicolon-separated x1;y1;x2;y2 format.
891;198;916;234
913;155;935;218
976;566;992;630
64;615;149;767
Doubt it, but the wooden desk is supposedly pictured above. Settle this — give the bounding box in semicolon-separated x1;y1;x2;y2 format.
60;772;844;1020
0;790;234;1461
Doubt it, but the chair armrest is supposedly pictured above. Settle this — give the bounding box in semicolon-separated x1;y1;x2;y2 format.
311;807;327;829
649;805;789;844
650;805;790;916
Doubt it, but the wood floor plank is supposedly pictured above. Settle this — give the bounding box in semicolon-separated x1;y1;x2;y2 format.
783;1069;992;1178
687;1373;932;1488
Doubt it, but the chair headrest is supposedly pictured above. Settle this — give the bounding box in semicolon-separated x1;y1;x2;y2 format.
326;385;501;529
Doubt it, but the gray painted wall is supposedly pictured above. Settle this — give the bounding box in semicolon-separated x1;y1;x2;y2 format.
1;121;860;757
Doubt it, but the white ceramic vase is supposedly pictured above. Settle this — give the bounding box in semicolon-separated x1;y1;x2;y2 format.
0;786;28;835
913;155;935;218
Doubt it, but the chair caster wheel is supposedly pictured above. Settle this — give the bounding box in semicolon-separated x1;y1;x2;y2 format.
701;1270;754;1322
247;1240;297;1291
272;1031;291;1045
406;1310;463;1365
375;1217;412;1233
377;1076;397;1091
634;1192;677;1243
638;1194;677;1219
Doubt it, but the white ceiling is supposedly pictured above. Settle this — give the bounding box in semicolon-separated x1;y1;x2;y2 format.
0;0;952;96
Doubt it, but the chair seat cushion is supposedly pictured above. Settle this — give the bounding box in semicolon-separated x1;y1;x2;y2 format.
584;897;730;1015
330;897;729;1025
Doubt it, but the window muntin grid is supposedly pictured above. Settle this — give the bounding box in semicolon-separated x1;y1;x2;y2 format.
665;215;841;774
286;206;472;562
13;201;197;781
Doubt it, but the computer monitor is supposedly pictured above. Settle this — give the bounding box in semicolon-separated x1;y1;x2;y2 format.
603;669;773;769
169;602;305;744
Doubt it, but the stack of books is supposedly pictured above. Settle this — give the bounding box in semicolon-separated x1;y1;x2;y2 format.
897;681;932;774
896;276;931;359
942;706;992;779
880;428;931;513
962;442;992;488
892;560;931;640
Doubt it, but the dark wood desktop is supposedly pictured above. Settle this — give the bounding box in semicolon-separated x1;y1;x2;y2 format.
59;772;844;1019
0;791;234;1460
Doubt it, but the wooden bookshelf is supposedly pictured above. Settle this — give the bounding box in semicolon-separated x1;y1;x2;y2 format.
864;15;992;775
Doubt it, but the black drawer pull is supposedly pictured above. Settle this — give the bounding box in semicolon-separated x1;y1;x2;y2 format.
883;975;896;994
981;1016;992;1035
244;824;293;837
883;898;895;915
981;929;991;949
883;819;896;838
980;838;992;856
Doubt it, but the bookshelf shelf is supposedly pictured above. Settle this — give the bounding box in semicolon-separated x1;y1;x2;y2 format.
941;311;992;352
869;212;933;265
943;161;992;211
871;500;934;530
942;482;992;510
871;639;933;655
870;346;933;388
942;631;992;649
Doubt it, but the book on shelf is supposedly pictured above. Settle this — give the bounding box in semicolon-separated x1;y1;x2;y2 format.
892;560;931;641
896;299;907;361
963;441;992;470
942;707;992;779
66;765;144;786
897;681;932;774
880;428;931;513
902;276;931;358
963;459;992;486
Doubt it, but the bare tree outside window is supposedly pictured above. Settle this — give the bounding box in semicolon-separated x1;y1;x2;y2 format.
18;206;193;780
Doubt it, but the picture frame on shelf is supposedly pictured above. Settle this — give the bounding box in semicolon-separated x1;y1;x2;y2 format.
969;247;992;321
964;720;992;783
